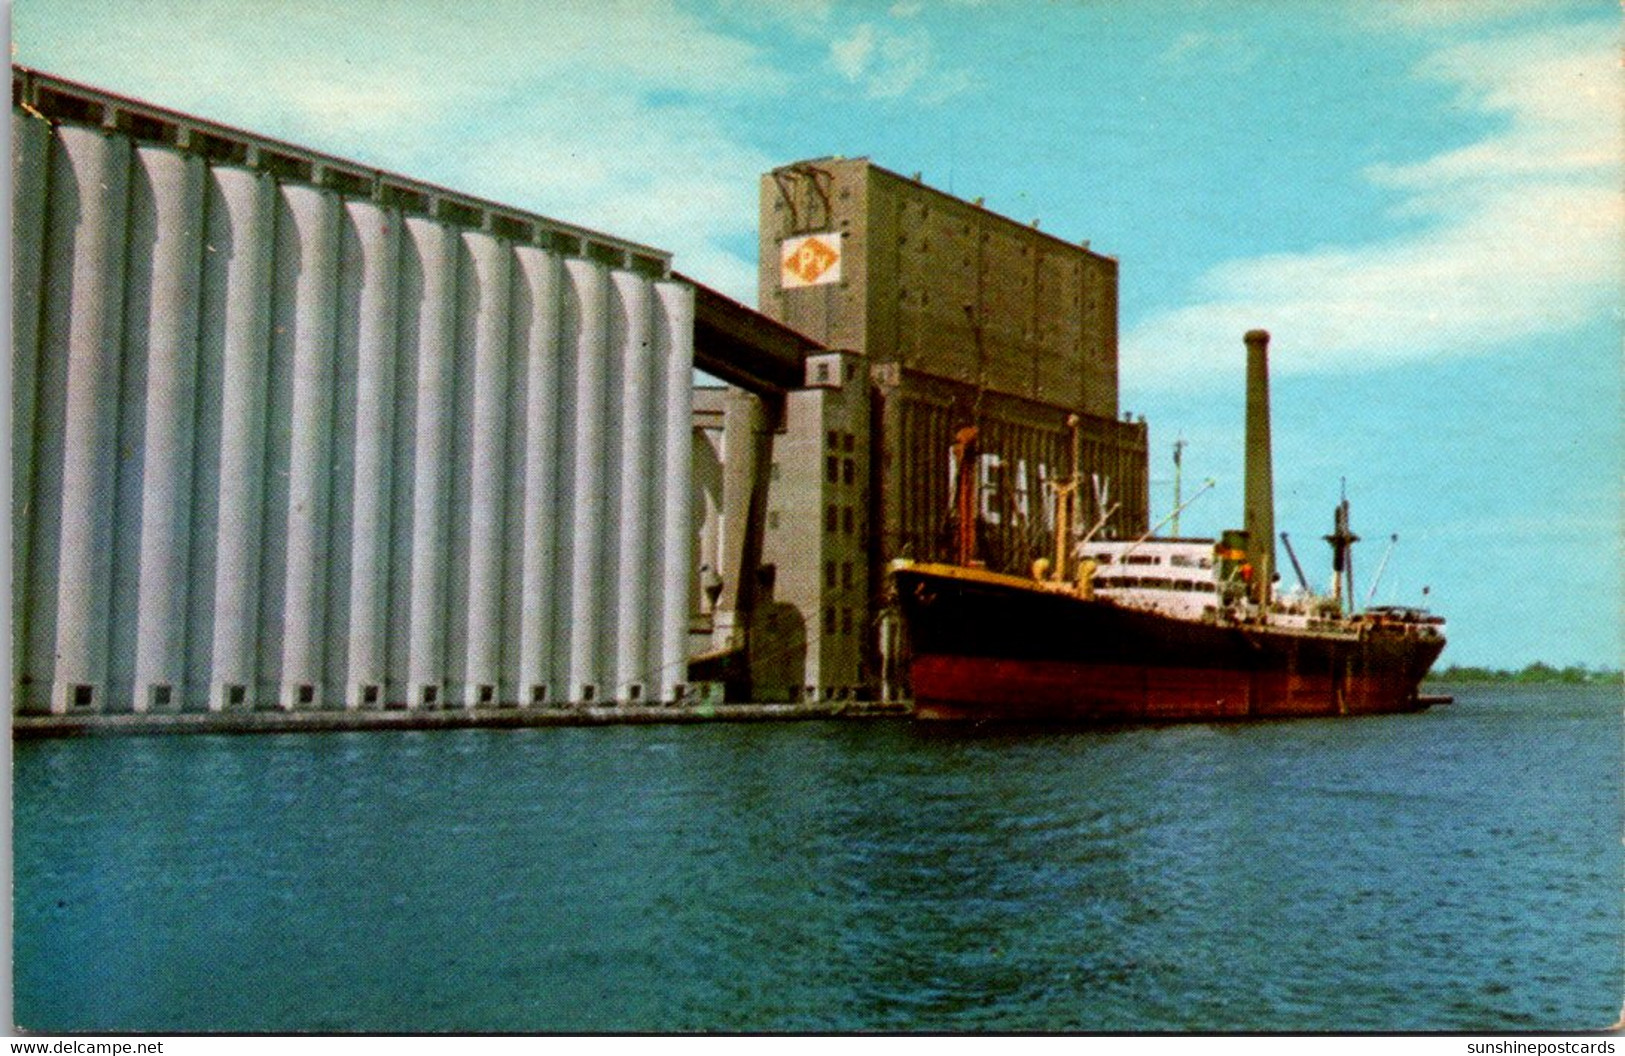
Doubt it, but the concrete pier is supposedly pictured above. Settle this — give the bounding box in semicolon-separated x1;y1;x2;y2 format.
13;699;911;739
343;200;401;710
404;218;458;710
566;260;611;703
207;167;276;713
277;184;343;711
515;247;564;707
463;231;513;708
49;126;130;716
130;145;206;713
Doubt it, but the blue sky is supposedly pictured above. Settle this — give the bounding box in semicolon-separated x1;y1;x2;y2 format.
13;0;1619;668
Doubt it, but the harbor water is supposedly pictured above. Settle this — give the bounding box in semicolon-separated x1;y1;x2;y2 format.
13;684;1621;1033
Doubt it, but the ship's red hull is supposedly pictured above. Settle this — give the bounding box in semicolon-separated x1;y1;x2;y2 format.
911;656;1428;722
893;563;1445;724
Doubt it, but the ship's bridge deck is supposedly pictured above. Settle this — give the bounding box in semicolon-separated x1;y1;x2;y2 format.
1083;538;1222;620
1086;538;1216;571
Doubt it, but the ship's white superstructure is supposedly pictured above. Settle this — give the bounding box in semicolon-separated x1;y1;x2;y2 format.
1079;536;1444;641
1084;539;1221;620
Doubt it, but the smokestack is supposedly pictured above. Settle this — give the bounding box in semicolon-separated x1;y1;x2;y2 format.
1243;329;1275;605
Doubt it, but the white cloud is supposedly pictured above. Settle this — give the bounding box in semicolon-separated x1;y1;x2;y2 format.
17;0;786;144
716;0;836;33
1159;30;1259;71
830;23;879;82
459;93;773;302
15;0;785;300
1356;0;1561;29
1124;21;1619;388
865;25;934;98
827;16;969;102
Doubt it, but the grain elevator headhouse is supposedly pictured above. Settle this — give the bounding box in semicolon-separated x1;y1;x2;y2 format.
727;157;1149;702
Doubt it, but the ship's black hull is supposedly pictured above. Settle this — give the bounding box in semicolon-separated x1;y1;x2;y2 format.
892;563;1445;723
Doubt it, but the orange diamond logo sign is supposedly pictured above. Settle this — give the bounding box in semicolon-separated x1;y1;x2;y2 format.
781;233;842;289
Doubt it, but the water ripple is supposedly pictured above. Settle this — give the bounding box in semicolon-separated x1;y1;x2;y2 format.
13;686;1621;1033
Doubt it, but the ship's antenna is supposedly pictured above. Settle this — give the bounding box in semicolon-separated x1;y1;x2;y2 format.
1172;435;1187;536
1365;534;1400;607
1115;479;1216;564
1280;532;1311;594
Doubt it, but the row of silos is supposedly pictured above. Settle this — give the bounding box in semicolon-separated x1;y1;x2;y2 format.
12;112;694;714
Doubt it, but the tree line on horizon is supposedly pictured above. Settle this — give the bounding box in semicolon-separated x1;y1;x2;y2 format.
1428;662;1621;685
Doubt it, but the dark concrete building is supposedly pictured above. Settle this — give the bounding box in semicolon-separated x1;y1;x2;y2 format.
760;156;1122;419
727;157;1148;701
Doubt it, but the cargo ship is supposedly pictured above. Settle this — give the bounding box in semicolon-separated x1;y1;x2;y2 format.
889;330;1446;723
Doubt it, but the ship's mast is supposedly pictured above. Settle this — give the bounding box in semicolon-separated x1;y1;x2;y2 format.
1324;480;1360;614
1172;435;1187;536
952;426;980;568
1049;415;1083;582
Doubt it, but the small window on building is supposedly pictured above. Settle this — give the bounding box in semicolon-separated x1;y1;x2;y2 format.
825;607;837;634
827;430;840;450
842;507;854;535
842;459;855;485
841;608;853;634
825;562;837;589
844;433;856;453
827;456;840;484
842;562;853;589
826;505;838;533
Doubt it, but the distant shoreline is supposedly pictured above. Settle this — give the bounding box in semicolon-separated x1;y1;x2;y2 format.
1427;663;1621;686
